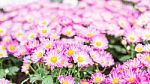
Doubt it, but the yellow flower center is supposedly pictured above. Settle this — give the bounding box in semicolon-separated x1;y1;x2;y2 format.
0;17;6;21
52;34;57;39
67;49;74;56
141;20;146;24
0;29;4;34
145;56;150;62
136;47;142;52
113;78;119;84
21;50;25;55
87;33;93;37
41;21;47;25
66;30;72;35
37;52;43;58
96;41;102;47
50;56;57;63
62;81;68;84
129;36;135;41
95;77;102;83
101;60;105;64
77;56;84;63
45;44;51;49
17;33;22;37
28;17;33;22
25;64;30;69
29;34;35;39
128;77;134;83
61;61;65;65
120;21;125;27
0;46;6;50
145;34;150;38
42;29;47;34
81;82;88;84
51;16;58;21
0;53;3;57
9;45;15;51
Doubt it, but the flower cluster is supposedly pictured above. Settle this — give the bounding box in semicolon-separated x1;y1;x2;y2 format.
0;0;150;83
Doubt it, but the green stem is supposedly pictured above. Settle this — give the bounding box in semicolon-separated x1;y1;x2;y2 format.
101;67;106;73
36;63;40;68
131;44;135;58
77;67;81;78
21;78;29;84
95;64;99;71
30;65;36;73
58;68;62;76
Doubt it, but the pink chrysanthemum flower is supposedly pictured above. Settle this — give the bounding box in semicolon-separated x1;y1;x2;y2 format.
109;71;122;84
49;31;60;40
58;56;70;68
118;17;131;29
91;35;108;50
65;45;79;57
31;48;45;62
14;30;25;41
140;53;150;67
124;58;141;69
26;40;39;50
73;51;93;67
135;44;143;53
123;69;137;84
141;29;150;41
21;62;30;74
0;27;7;36
2;35;12;43
7;41;18;53
21;56;32;74
38;26;50;37
136;14;150;26
78;27;99;39
58;75;74;84
14;45;27;58
40;39;53;50
125;30;140;43
53;43;64;53
90;50;114;67
44;50;61;67
27;31;37;41
91;72;106;83
62;26;75;37
38;19;50;26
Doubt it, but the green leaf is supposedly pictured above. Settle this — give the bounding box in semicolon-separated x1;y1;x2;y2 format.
119;55;131;62
0;59;3;63
30;74;42;83
85;67;93;75
142;67;148;71
0;69;6;78
7;66;19;75
42;75;53;84
36;68;49;77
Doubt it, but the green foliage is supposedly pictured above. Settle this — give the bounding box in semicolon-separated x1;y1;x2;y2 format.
107;35;136;63
42;75;53;84
0;69;6;78
118;55;131;62
30;74;42;83
7;66;19;75
28;66;54;84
